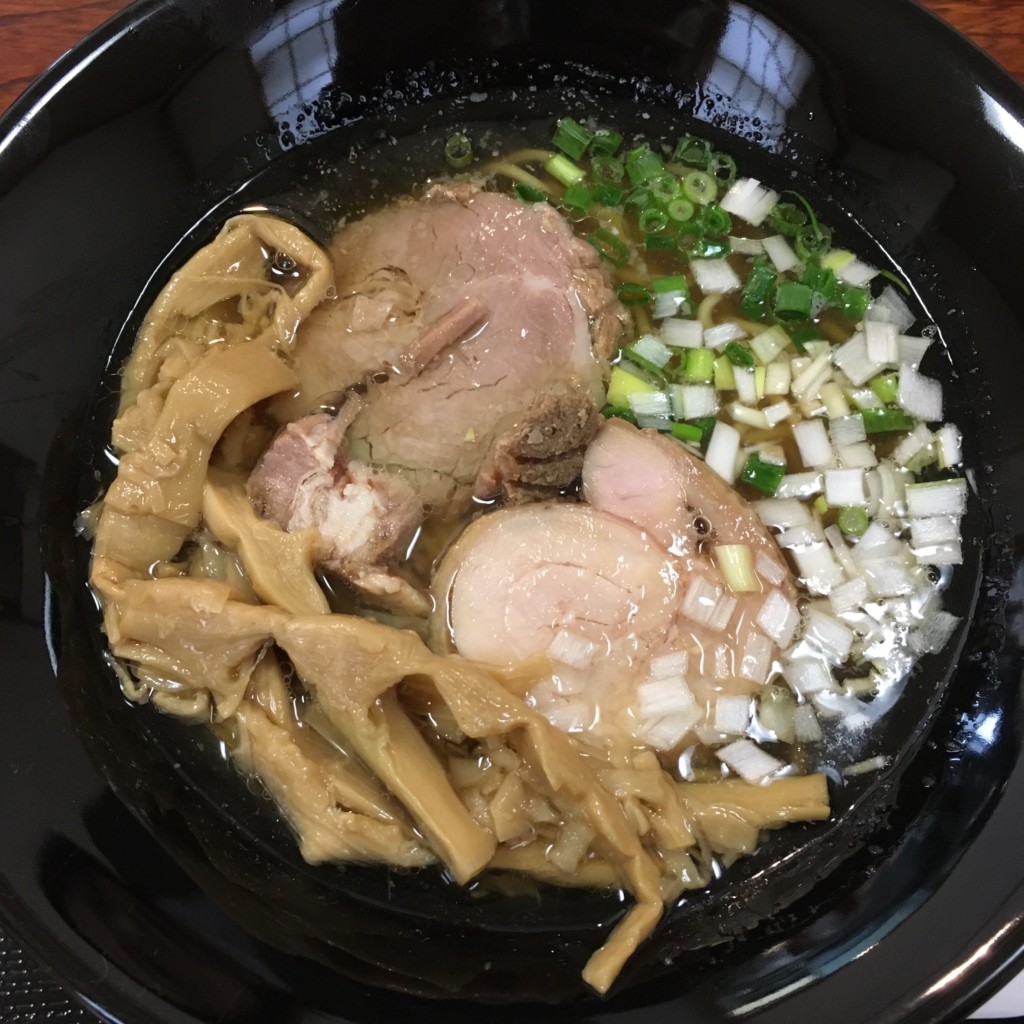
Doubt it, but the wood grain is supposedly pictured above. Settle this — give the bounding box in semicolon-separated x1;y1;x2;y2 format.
0;2;1022;118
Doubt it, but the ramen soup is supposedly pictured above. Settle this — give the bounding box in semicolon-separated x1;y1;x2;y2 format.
85;119;966;994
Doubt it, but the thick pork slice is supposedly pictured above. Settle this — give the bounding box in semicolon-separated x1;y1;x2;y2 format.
431;421;800;749
295;181;625;512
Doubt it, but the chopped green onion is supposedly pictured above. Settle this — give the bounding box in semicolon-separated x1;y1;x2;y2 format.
858;407;916;433
740;454;786;495
837;505;869;537
621;346;668;379
592;154;626;183
877;268;911;294
766;201;808;236
674;219;704;257
839;283;870;320
444;133;473;168
638;207;670;234
650;174;680;203
692;237;731;259
670;421;704;443
724;341;755;367
684;348;715;383
795;223;833;260
707;152;737;188
545;153;586;187
590;128;623;155
625;186;656;210
625;145;667;185
607;365;658;407
552;117;593;160
617;282;654;306
690;416;719;452
514;183;546;203
561;184;594;212
587;227;629;267
740;261;776;319
870;373;900;404
774;281;814;320
601;404;638;425
716;543;761;591
799;260;839;303
673;134;713;167
666;197;695;222
644;233;677;251
651;274;689;294
593;182;625;207
699;203;732;234
714;354;736;390
790;324;821;354
682;169;717;204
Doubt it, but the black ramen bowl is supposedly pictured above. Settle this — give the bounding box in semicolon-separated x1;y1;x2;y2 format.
3;0;1024;1021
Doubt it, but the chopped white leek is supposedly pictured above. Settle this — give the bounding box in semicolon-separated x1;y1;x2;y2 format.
935;423;963;468
804;608;855;662
628;390;672;418
775;471;823;499
547;630;597;669
756;589;800;646
751;325;791;365
690;258;742;294
713;695;752;735
864;320;898;365
719;177;780;226
764;361;792;396
837;442;878;469
792;418;834;468
905;478;967;517
866;286;915;333
832;333;884;386
762;234;800;273
793;704;823;743
783;658;834;695
703;322;747;349
671;383;717;420
897;364;943;422
716;738;784;781
631;333;672;368
705;420;741;484
829;414;867;448
896;333;932;369
836;257;879;287
660;318;704;348
729;403;769;428
763;400;794;428
754;497;813;529
740;631;774;683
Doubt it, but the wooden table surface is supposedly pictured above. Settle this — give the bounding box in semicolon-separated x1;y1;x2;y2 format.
0;0;1022;115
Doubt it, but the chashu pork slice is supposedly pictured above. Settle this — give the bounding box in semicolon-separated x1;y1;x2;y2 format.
430;420;800;748
298;180;626;512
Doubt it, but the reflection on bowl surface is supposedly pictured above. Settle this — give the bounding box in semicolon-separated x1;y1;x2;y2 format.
3;1;1024;1022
